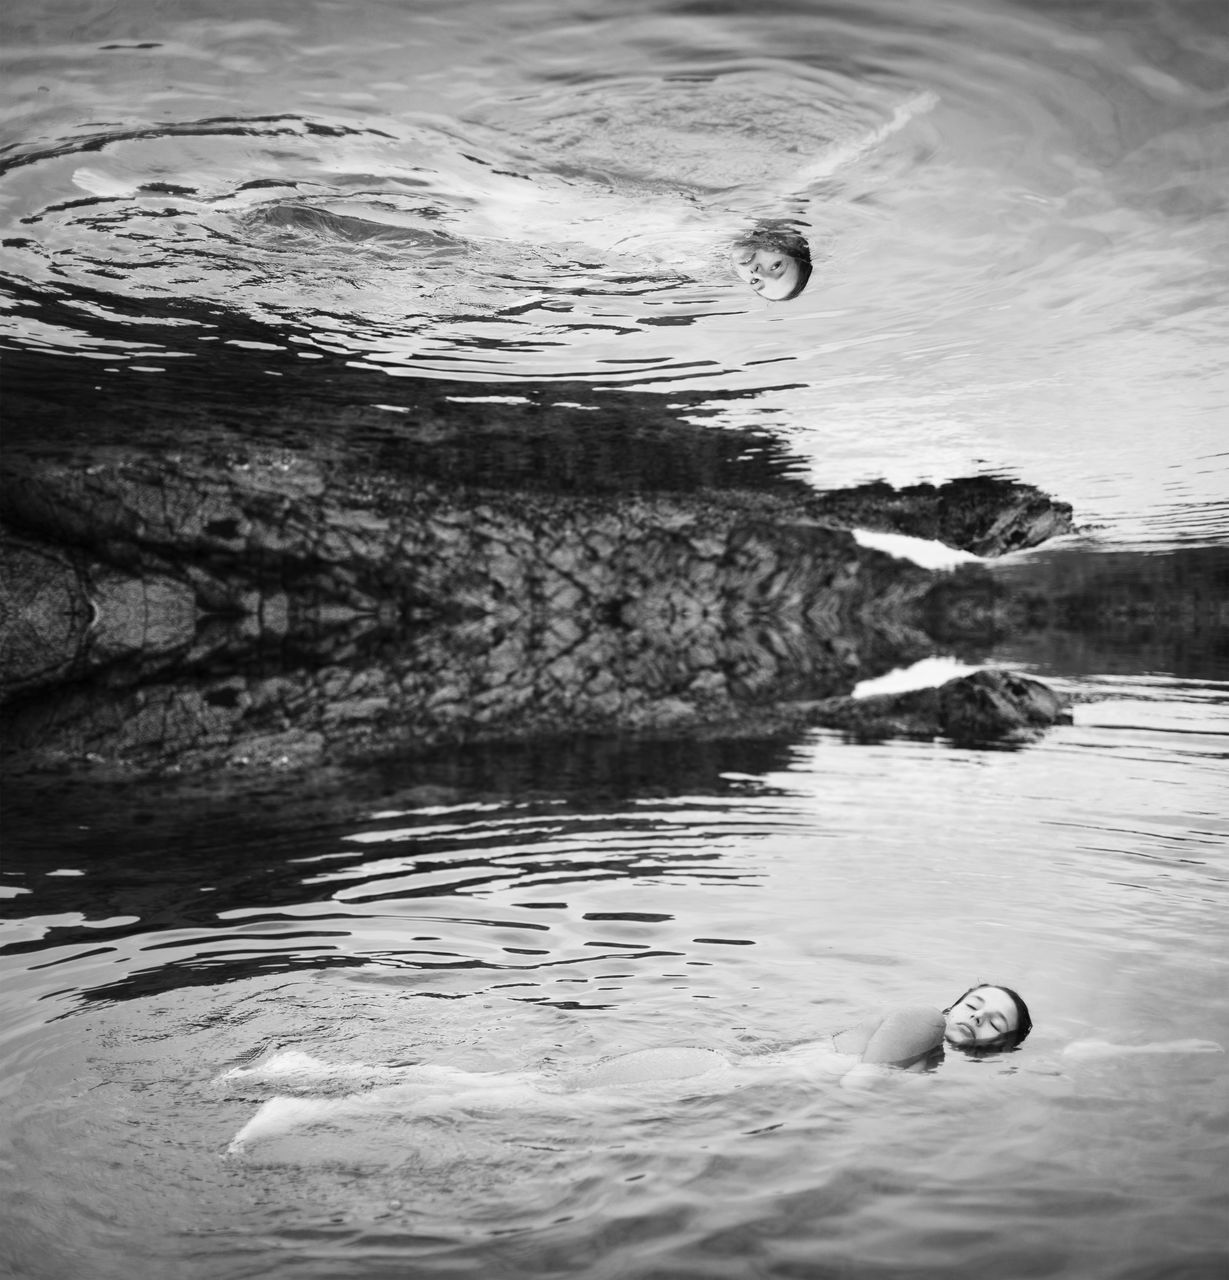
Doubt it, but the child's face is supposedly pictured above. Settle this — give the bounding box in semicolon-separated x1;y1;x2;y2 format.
731;243;804;300
943;986;1019;1049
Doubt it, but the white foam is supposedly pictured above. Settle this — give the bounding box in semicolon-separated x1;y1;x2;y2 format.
852;656;983;700
852;527;983;569
72;167;138;198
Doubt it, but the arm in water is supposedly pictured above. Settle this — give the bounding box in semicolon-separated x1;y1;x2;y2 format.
780;91;939;195
728;91;938;302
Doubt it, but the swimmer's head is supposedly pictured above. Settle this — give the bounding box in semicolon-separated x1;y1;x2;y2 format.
943;983;1032;1054
730;226;812;302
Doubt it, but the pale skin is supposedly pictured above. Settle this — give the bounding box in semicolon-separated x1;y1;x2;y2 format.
221;1036;902;1154
943;985;1020;1049
730;242;805;300
725;90;945;302
217;975;1226;1155
220;1002;953;1152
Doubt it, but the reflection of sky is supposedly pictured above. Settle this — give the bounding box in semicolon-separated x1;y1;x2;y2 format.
3;0;1225;538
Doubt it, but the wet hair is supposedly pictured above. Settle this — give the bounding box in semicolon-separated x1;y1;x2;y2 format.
944;982;1033;1054
735;225;813;302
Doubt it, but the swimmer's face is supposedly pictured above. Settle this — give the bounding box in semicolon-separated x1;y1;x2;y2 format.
731;244;804;301
944;985;1020;1049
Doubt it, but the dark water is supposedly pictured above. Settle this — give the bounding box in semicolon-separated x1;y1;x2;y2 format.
2;1;1227;1278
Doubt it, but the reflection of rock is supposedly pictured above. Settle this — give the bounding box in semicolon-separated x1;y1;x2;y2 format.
805;669;1069;745
0;431;1075;775
806;476;1073;557
0;446;941;772
986;543;1229;682
0;530;201;698
0;534;90;696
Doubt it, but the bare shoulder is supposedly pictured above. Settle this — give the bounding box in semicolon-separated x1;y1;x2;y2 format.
857;1006;946;1067
831;1013;888;1057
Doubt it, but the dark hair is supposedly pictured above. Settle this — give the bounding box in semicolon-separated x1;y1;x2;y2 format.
945;982;1033;1054
735;225;814;302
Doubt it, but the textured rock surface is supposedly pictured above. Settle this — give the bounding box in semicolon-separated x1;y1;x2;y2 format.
0;533;92;695
805;669;1070;745
1;447;949;772
0;426;1076;775
805;476;1073;557
1;444;933;644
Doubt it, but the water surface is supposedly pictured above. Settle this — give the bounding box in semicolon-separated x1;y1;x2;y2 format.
2;697;1226;1279
2;2;1227;1278
2;0;1227;538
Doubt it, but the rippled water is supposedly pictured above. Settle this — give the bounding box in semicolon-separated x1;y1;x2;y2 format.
3;709;1227;1280
2;1;1228;1278
3;0;1227;538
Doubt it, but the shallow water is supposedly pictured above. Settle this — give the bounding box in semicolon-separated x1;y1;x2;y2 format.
2;1;1228;1278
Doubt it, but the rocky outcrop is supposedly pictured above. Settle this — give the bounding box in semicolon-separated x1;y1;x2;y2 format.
0;444;948;772
802;669;1070;745
0;533;93;697
0;529;197;699
0;443;936;654
804;476;1073;558
0;412;1075;775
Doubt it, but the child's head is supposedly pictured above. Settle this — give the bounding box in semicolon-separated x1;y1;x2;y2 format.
943;983;1033;1053
730;226;812;301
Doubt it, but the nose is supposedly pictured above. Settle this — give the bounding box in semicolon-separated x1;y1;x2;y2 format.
969;1008;984;1026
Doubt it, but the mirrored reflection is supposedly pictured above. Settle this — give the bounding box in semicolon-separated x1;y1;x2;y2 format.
1;4;1227;1279
0;70;937;380
730;225;813;302
0;370;1075;778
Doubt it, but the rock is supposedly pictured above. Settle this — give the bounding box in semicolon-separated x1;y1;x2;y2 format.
806;476;1074;555
0;428;1075;775
810;669;1070;744
0;533;91;696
